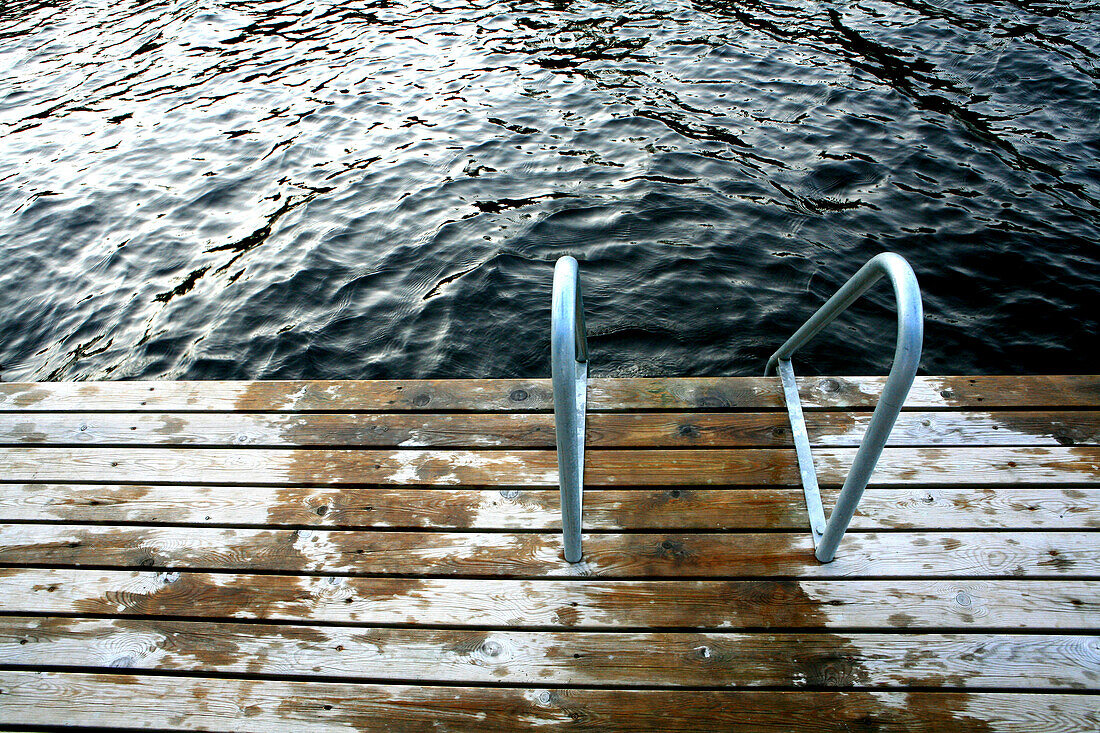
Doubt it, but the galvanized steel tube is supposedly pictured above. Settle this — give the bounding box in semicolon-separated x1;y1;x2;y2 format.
766;253;923;562
551;256;588;563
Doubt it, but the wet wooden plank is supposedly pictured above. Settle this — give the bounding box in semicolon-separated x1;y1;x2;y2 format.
2;525;1096;578
3;484;1098;531
590;375;1100;413
2;410;1095;448
1;446;1096;486
3;617;1097;689
4;568;1095;629
1;375;1097;413
1;671;1096;732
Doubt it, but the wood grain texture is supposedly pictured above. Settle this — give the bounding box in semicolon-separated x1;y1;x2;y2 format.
4;484;1097;530
4;568;1095;629
1;671;1097;732
3;375;1099;732
2;375;1098;413
3;410;1096;448
3;617;1097;689
1;525;1097;578
1;446;1097;486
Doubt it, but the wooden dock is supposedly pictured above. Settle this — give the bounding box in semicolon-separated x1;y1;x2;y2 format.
0;375;1097;731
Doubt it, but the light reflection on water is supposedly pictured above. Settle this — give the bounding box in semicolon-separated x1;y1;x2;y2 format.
0;0;1097;380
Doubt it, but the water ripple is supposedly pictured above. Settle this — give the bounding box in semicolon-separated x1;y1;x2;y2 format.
0;0;1096;380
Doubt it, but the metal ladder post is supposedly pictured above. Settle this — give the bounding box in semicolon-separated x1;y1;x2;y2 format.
551;256;588;563
765;252;923;562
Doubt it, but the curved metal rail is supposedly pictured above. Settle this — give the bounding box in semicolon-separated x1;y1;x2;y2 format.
551;256;588;563
765;252;923;562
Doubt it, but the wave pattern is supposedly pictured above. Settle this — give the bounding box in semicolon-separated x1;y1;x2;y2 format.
0;0;1097;379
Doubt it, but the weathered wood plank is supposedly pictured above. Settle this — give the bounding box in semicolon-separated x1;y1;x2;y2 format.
2;410;1095;448
3;617;1097;689
1;446;1096;486
3;375;1098;732
3;484;1098;531
1;525;1096;577
1;375;1097;413
4;569;1095;629
1;671;1096;732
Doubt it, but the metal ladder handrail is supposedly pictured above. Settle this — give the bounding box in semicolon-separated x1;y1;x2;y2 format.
765;252;923;562
551;255;588;563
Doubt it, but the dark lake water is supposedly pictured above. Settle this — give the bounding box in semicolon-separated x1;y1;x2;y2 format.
1;0;1097;382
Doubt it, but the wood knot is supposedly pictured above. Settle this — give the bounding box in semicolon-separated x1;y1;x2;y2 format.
819;378;841;393
413;393;431;407
658;539;690;559
480;640;504;657
509;389;529;402
695;392;731;408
